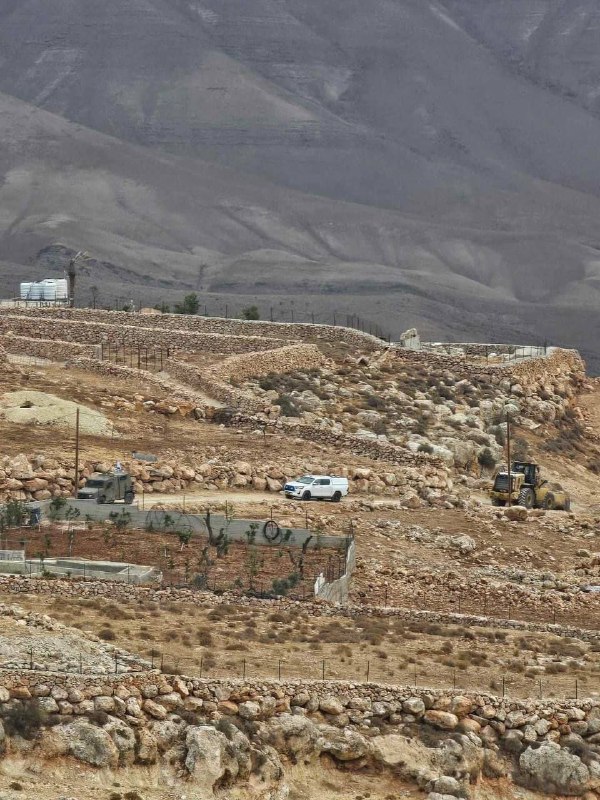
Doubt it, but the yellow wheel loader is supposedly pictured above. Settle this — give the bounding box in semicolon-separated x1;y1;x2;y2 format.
490;461;570;511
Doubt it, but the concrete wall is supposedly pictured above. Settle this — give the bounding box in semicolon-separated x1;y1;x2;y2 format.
33;499;349;551
315;538;356;605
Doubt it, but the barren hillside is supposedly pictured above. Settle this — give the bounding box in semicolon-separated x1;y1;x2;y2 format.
1;2;600;365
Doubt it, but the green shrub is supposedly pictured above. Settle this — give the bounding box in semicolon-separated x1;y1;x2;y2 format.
277;394;301;417
2;700;46;739
241;305;260;320
478;448;496;471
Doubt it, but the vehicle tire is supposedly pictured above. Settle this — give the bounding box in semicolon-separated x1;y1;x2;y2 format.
124;491;135;505
302;491;311;501
542;493;555;511
518;488;535;509
492;499;505;507
97;495;106;505
332;491;342;503
564;498;571;512
263;520;281;541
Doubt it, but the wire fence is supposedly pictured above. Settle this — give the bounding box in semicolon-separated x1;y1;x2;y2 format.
152;651;591;701
99;342;170;372
3;647;590;701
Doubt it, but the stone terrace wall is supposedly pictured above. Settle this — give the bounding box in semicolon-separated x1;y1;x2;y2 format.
1;333;99;361
1;667;600;755
0;313;287;354
166;344;329;417
3;306;386;351
209;343;327;382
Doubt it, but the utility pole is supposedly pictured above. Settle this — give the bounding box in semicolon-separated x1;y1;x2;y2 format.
506;411;512;508
67;251;87;308
73;408;80;498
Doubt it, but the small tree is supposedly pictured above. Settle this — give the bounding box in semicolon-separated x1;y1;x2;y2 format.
109;510;131;533
177;530;192;550
154;301;171;313
245;546;264;591
242;305;260;320
174;293;199;315
48;497;67;522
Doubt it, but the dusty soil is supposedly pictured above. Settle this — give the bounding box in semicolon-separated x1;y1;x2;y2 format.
3;524;342;598
0;390;114;436
4;589;600;701
0;760;562;800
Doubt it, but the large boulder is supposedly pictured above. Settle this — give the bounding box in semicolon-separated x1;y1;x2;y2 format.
103;718;136;765
185;726;239;790
258;714;322;763
504;506;528;522
62;722;119;768
319;725;371;762
519;742;590;795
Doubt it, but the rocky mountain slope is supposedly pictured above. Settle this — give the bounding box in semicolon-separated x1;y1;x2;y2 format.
2;1;600;364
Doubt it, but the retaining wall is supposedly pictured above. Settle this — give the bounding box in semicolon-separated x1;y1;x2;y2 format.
0;333;100;361
0;314;286;354
1;306;386;351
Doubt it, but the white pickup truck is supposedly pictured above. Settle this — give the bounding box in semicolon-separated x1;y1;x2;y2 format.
283;475;349;502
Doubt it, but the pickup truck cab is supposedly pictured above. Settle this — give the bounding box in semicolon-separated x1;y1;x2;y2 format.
283;475;349;502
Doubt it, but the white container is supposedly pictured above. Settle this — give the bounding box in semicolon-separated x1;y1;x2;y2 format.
27;283;43;300
55;278;68;300
41;279;58;301
20;282;33;300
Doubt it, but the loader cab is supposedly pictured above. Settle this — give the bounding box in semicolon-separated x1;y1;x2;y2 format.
512;462;540;488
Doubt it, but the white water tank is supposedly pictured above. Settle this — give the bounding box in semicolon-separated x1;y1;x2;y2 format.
20;282;33;300
27;283;43;300
55;278;68;300
41;279;58;301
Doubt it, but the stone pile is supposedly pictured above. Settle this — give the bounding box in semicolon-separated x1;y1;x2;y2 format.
0;602;147;674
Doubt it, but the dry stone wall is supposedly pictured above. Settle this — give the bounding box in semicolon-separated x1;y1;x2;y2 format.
392;345;585;390
3;306;386;351
1;333;99;361
0;313;286;354
0;449;449;503
1;663;600;796
166;343;328;417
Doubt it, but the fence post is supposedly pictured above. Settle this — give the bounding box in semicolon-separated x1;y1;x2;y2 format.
278;660;281;680
114;653;118;674
502;676;506;697
322;660;325;680
366;661;370;682
242;659;246;679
